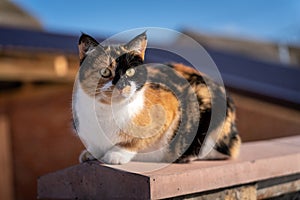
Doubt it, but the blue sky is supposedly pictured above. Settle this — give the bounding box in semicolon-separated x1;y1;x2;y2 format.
12;0;300;44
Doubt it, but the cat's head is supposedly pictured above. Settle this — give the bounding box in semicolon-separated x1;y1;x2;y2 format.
78;32;148;104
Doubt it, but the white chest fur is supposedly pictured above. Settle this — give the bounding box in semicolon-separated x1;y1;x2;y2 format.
73;81;145;159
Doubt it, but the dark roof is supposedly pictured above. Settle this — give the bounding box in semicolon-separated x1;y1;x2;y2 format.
0;27;299;108
0;26;104;53
209;49;300;108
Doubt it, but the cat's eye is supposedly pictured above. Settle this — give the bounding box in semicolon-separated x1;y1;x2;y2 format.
99;68;112;78
126;68;135;77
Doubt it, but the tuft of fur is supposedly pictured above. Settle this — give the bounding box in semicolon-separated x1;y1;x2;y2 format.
73;32;241;164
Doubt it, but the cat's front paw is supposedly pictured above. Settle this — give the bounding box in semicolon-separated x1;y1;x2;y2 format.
79;149;96;163
101;147;136;165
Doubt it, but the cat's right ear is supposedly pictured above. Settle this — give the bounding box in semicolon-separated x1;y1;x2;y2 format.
125;31;147;60
78;33;100;62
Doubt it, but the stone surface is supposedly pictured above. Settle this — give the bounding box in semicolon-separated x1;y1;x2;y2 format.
271;135;300;146
170;185;257;200
38;136;300;199
38;162;150;200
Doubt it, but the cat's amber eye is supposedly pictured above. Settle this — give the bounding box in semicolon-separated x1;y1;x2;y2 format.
126;68;135;77
99;68;112;78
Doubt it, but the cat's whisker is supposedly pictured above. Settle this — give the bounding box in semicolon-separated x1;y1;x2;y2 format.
94;89;113;93
95;89;113;92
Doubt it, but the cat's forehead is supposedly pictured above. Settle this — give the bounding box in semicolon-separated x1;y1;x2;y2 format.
102;44;128;59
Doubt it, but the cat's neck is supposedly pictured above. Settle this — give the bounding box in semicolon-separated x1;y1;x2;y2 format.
94;87;145;132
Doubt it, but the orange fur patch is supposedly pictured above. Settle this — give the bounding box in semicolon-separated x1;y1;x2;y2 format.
118;84;180;151
229;135;241;159
218;109;236;140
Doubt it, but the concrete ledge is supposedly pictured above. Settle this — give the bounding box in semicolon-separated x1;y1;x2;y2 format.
38;136;300;199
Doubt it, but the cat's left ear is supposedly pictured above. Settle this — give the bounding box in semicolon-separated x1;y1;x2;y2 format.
125;31;147;60
78;33;100;62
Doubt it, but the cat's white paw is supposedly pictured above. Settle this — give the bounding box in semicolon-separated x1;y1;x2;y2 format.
101;147;136;165
79;149;96;163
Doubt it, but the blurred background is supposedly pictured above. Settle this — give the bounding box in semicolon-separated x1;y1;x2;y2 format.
0;0;300;199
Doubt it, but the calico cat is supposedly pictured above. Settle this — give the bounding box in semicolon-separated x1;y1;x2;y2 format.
72;32;241;164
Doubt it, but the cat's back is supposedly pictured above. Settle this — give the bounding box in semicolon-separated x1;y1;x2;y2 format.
145;63;241;161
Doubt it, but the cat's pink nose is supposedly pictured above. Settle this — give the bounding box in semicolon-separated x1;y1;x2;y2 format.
122;86;131;94
115;86;131;98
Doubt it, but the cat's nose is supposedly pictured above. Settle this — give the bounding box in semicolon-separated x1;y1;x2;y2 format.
113;83;131;98
120;86;131;97
115;80;127;90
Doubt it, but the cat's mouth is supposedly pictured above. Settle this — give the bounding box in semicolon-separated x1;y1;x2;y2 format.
113;85;135;100
114;86;131;97
112;81;137;101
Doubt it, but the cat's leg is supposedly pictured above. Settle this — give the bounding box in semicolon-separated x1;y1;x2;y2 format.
215;134;241;159
175;155;198;163
79;149;97;163
101;146;136;164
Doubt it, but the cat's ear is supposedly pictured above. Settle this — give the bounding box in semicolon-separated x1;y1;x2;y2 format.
78;33;100;61
125;31;147;60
